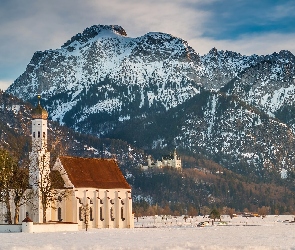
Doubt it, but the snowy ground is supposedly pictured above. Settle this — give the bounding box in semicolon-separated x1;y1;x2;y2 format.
1;215;295;250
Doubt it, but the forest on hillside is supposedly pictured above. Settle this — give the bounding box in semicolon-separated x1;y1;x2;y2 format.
130;157;295;217
0;91;295;217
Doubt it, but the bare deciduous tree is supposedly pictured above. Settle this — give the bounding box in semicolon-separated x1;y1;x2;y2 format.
0;148;32;224
11;167;33;224
0;148;16;224
32;151;69;223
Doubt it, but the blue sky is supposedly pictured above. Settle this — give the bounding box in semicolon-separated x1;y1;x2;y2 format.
0;0;294;90
200;1;295;36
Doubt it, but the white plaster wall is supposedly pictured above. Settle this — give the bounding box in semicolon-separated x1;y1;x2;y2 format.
73;188;133;229
31;118;48;152
0;188;133;229
22;222;33;233
32;223;78;232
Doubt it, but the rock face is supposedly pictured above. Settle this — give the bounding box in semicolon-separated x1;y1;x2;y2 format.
8;25;203;128
220;50;295;129
6;24;295;178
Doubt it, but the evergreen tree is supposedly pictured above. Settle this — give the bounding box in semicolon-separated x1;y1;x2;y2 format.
209;208;220;221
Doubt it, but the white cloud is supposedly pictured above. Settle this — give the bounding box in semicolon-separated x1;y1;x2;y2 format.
0;80;13;91
0;0;294;86
271;2;295;20
83;0;210;40
190;32;295;56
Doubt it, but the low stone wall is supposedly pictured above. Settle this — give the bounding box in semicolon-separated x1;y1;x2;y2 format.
0;222;78;233
0;224;22;233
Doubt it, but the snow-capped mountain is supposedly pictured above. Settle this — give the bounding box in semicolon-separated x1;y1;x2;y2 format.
8;25;202;128
8;25;295;130
220;50;295;128
6;24;295;178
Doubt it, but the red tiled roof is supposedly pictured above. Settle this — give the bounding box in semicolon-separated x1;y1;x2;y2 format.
22;216;33;222
58;156;131;189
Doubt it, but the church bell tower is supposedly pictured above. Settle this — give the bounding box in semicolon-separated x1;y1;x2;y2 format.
29;96;51;222
31;96;48;154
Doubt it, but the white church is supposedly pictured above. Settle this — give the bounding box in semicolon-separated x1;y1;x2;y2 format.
0;98;134;229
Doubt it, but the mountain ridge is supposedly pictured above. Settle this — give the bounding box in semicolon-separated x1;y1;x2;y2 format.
5;24;295;180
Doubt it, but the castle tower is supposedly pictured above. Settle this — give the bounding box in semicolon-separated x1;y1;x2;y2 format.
173;148;177;160
29;96;51;223
147;155;152;168
173;149;182;169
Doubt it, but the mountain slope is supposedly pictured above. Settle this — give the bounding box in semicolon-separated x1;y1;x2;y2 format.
1;91;294;214
0;91;145;171
5;24;295;181
220;51;295;129
108;89;295;180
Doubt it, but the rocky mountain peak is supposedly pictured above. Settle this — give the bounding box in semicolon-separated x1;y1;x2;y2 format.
208;47;218;56
277;50;295;61
143;32;177;42
62;24;127;48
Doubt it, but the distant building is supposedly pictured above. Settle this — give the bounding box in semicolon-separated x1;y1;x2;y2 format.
141;149;182;170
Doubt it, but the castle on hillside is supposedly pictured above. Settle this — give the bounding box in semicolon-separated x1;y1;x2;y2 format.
141;149;182;170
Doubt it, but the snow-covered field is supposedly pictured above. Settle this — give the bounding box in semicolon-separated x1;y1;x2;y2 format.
1;215;295;250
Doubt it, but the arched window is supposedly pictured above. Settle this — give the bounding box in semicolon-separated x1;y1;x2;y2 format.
79;207;83;221
110;207;115;221
100;207;104;221
33;132;35;138
38;131;40;138
58;207;62;221
43;132;46;138
121;207;125;221
90;207;94;221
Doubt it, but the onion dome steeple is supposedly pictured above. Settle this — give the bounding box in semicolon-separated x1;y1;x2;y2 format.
31;95;48;120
